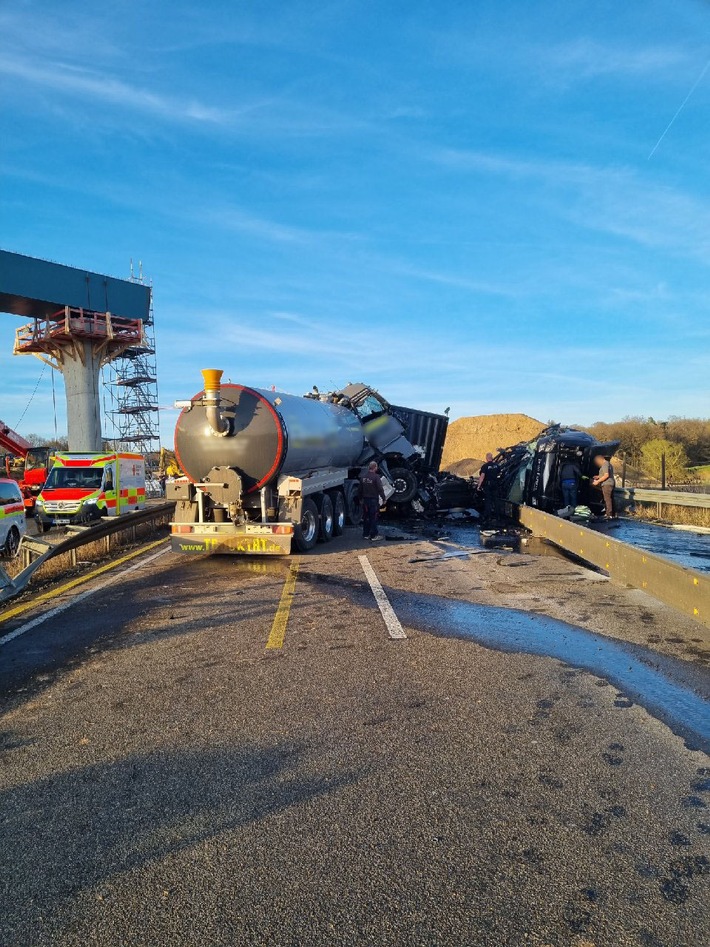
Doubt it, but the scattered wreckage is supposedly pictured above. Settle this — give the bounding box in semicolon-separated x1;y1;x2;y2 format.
169;371;618;558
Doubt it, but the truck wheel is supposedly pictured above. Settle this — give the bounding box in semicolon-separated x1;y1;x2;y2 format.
330;490;346;536
343;480;362;526
318;493;334;542
36;519;51;534
390;467;418;504
3;526;20;559
294;498;319;552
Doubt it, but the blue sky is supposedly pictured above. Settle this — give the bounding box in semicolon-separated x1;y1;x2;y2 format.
1;0;709;445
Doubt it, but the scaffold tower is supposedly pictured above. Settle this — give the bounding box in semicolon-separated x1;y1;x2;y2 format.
102;264;160;465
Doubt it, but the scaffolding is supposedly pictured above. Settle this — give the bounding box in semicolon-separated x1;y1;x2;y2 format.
102;264;160;468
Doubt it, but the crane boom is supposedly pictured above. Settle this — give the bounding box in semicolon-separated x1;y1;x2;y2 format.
0;420;31;457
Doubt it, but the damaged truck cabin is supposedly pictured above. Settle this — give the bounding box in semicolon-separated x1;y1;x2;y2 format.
169;370;448;555
495;425;620;518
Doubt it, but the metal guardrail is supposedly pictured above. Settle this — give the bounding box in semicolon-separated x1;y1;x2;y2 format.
616;487;710;511
0;503;174;604
518;505;710;630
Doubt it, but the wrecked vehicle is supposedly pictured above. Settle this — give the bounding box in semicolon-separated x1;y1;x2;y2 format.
494;425;620;518
169;370;449;555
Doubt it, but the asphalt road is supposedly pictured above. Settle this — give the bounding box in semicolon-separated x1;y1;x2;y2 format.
0;529;708;947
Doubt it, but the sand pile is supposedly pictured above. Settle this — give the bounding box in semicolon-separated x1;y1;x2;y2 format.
441;414;544;475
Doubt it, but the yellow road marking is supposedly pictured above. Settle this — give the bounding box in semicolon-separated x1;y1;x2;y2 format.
266;559;300;650
0;538;168;625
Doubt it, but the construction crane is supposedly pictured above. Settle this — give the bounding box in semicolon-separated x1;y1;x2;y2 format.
0;419;54;511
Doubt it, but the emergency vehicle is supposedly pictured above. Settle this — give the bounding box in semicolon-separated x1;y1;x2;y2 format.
0;477;26;557
35;453;146;530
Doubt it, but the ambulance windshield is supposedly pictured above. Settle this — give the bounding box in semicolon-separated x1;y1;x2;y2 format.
45;467;104;490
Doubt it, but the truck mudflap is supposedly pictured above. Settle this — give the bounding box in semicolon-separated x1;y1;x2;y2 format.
170;522;293;555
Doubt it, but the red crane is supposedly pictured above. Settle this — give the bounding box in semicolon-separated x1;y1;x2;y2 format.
0;419;54;511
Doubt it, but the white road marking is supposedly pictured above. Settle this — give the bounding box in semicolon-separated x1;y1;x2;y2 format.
0;547;170;647
358;555;407;640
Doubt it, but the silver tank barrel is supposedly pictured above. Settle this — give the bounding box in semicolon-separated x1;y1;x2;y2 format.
174;383;365;493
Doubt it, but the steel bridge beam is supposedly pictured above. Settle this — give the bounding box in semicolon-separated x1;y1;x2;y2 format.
0;250;150;321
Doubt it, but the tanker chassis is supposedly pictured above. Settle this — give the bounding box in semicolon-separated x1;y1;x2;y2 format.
169;369;443;556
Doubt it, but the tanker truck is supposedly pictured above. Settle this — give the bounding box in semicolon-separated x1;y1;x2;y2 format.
169;369;446;555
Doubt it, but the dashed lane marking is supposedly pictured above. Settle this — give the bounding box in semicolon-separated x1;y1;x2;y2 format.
266;558;300;650
358;555;407;640
0;542;170;645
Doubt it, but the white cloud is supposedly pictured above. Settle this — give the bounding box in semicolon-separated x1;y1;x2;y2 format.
544;39;689;79
0;56;237;125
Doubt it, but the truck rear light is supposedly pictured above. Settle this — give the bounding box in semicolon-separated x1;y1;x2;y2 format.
272;525;293;535
172;525;194;534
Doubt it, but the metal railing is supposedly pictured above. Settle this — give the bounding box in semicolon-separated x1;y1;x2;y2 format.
0;503;174;604
615;487;710;512
518;505;710;630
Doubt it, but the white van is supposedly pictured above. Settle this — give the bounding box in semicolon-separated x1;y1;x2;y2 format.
0;477;26;558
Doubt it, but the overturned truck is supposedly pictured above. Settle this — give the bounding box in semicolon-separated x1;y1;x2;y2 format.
493;425;620;518
169;370;448;555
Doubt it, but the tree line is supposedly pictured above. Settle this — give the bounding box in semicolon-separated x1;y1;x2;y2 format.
580;417;710;481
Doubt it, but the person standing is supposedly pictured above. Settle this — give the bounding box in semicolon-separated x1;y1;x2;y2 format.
477;452;502;524
559;457;582;512
359;461;387;541
592;455;616;519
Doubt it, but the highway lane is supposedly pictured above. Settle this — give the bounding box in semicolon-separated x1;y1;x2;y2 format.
0;533;709;947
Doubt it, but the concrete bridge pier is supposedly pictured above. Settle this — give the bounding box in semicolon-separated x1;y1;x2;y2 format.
13;306;145;452
62;340;104;452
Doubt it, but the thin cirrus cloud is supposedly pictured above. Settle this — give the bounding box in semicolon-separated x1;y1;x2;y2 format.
0;55;244;125
429;146;710;260
540;39;691;79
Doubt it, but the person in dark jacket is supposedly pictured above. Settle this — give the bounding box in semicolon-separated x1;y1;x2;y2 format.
559;457;582;511
592;455;616;518
359;461;387;541
477;452;502;524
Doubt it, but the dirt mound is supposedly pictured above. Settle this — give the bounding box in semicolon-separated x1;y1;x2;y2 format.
441;414;544;473
444;457;485;478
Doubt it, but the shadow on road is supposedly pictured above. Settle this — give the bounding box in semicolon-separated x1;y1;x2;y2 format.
0;740;361;941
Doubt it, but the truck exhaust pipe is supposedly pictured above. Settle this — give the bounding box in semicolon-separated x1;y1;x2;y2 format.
201;369;230;437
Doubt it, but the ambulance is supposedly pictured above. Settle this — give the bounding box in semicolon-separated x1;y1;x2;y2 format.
35;453;146;530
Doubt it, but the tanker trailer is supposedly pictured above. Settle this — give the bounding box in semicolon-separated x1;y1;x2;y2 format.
170;369;394;555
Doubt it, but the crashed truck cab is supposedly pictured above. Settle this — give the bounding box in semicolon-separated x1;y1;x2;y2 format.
169;370;441;556
322;383;426;504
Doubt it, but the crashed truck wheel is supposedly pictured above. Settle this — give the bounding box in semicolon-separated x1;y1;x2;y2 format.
389;467;418;504
294;498;319;552
343;480;362;527
330;490;346;536
317;493;334;543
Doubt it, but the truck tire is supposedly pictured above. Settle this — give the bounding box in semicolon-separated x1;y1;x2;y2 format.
330;490;346;536
318;493;334;542
390;466;418;504
3;526;20;559
343;480;362;526
293;498;319;552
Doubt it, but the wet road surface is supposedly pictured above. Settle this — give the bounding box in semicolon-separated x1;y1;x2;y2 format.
0;531;708;946
447;516;710;572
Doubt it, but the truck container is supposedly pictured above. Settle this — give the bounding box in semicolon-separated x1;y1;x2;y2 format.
35;452;145;529
170;370;442;555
